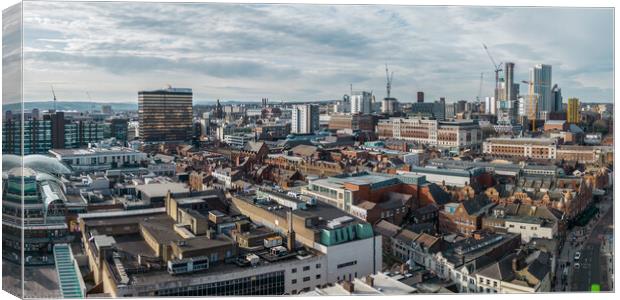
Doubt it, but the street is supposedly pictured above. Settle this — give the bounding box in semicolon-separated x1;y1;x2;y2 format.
554;193;613;292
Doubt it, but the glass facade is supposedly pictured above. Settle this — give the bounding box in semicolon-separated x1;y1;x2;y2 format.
138;89;193;143
153;271;285;296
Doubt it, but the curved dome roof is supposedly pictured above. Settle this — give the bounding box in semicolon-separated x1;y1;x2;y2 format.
2;154;72;175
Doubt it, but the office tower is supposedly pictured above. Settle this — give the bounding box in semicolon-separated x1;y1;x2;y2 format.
261;98;268;108
567;98;580;124
456;100;467;113
2;110;52;155
350;91;372;114
291;104;319;134
445;103;456;119
381;97;398;114
552;85;563;112
530;64;552;118
340;94;351;113
138;87;193;143
417;91;424;103
107;118;129;141
504;62;516;101
484;97;496;115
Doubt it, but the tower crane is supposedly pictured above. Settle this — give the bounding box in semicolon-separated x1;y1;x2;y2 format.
476;72;484;102
51;85;57;112
482;43;503;101
521;80;538;132
385;64;394;99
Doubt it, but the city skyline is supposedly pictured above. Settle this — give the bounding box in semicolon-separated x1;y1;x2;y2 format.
2;2;614;104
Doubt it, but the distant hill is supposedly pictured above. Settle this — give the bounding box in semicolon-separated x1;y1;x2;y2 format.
2;101;138;112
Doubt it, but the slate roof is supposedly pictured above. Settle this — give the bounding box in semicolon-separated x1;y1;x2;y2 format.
426;184;451;205
476;253;516;281
461;194;493;216
374;220;401;238
374;220;400;237
244;141;266;153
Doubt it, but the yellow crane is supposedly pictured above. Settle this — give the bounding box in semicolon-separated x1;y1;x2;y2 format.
521;80;538;132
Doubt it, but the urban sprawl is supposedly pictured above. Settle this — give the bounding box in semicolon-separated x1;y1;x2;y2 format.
2;62;614;297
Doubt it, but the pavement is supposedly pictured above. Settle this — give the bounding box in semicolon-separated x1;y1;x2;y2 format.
554;193;613;292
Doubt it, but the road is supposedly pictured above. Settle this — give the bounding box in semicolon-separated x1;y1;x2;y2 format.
562;195;613;292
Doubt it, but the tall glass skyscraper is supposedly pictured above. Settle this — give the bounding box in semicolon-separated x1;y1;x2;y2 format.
530;64;552;118
138;87;193;143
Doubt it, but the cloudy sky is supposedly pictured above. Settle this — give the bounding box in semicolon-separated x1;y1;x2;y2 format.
5;1;614;103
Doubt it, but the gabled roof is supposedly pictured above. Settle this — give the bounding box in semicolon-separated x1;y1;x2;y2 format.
426;183;451;205
461;193;493;216
394;229;420;243
476;253;516;281
244;141;266;153
374;220;401;238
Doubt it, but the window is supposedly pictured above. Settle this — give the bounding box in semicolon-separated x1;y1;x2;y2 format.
292;268;297;273
292;290;297;294
337;261;357;269
303;266;310;271
292;279;297;284
316;274;321;279
303;277;310;282
316;263;321;269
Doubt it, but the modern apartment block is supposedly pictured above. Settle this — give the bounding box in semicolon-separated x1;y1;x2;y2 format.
138;87;193;143
291;104;319;134
567;98;580;124
350;91;373;114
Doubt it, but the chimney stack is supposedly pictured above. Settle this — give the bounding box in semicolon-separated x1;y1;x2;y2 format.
342;281;355;293
287;210;296;251
400;263;409;274
365;275;374;287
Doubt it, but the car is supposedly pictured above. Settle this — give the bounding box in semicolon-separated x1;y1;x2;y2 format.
574;252;581;261
574;263;581;269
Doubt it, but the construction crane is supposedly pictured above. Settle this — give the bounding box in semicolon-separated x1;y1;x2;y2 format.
385;64;394;98
482;43;503;101
50;85;57;112
521;80;538;131
86;92;94;112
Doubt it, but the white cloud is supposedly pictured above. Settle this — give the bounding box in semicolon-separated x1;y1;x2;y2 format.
20;2;613;103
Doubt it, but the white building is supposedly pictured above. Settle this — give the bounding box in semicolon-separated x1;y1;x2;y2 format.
504;217;557;243
223;133;255;148
350;91;373;114
484;97;497;115
49;146;148;172
291;104;319;134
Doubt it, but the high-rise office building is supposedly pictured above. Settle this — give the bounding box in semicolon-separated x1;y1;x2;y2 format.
291;104;319;134
504;62;516;100
381;97;399;114
417;91;424;103
567;98;580;124
2;110;52;155
107;118;129;141
530;64;552;118
138;87;193;143
350;91;373;114
484;97;497;115
552;85;563;112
